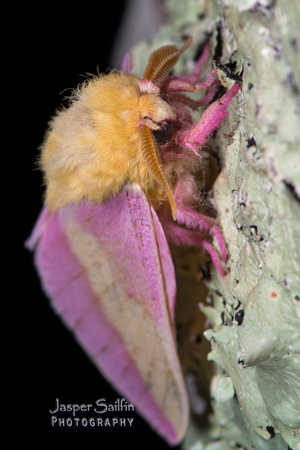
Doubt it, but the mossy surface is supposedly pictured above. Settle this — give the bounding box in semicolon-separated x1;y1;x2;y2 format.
133;1;300;448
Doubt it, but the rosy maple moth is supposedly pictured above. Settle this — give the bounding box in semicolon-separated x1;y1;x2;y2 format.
26;36;240;445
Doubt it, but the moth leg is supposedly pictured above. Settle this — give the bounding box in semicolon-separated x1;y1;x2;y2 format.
162;220;225;277
171;173;227;261
163;71;216;93
176;203;227;261
161;42;213;90
178;82;241;151
160;43;219;106
166;78;219;111
188;43;211;82
158;171;227;276
121;51;132;74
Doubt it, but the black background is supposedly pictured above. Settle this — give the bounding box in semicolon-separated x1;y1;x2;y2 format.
16;3;180;449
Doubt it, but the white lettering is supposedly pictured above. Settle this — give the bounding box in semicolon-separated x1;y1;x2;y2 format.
81;418;88;427
49;398;59;414
66;418;72;427
94;398;107;414
72;404;80;416
89;418;95;427
51;416;57;426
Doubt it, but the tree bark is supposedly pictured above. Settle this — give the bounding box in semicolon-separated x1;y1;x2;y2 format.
131;1;300;448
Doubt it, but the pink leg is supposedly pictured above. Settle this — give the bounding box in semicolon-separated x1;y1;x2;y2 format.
121;52;132;74
196;79;219;105
162;221;225;277
179;82;241;151
172;173;227;261
168;79;219;110
157;171;227;277
163;71;216;93
191;43;211;80
161;43;217;97
163;43;213;90
176;204;227;260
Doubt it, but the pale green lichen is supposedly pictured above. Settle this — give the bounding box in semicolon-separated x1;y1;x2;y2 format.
205;1;300;448
211;376;235;403
132;0;300;448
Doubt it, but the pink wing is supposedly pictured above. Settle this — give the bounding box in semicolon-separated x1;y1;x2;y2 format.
26;190;189;445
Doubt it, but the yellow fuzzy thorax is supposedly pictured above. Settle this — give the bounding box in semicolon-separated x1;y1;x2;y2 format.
41;72;176;211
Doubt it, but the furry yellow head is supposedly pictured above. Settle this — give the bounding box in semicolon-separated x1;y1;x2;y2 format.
41;37;193;219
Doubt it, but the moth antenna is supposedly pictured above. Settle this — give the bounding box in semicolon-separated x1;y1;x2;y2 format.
142;36;193;83
139;125;177;220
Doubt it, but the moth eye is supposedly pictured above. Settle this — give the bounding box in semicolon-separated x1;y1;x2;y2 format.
152;121;173;146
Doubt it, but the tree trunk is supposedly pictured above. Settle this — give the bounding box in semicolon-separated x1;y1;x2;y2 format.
131;0;300;448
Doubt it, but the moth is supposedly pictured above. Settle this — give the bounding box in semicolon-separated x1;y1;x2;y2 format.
26;37;240;445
